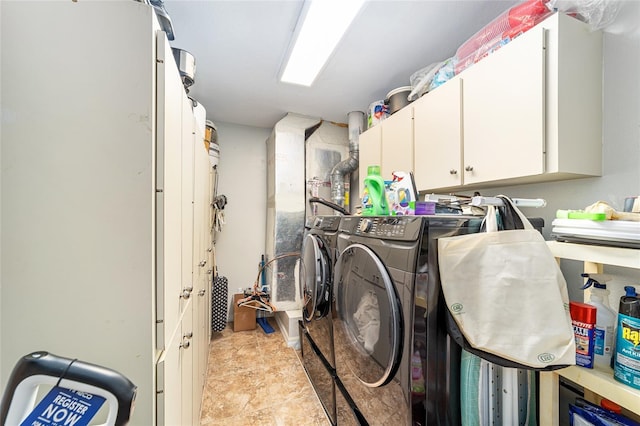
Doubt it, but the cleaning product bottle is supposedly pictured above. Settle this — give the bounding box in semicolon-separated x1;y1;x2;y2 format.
570;301;597;368
388;171;416;215
614;285;640;390
411;351;425;395
361;165;389;216
582;274;617;369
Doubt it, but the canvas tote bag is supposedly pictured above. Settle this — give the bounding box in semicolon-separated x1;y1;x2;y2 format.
438;196;576;369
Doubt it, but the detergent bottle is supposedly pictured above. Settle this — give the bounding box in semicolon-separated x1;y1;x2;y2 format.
614;285;640;389
582;274;616;369
411;351;425;395
388;171;416;215
361;165;389;216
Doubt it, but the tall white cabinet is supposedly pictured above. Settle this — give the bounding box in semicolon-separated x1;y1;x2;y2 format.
1;2;213;424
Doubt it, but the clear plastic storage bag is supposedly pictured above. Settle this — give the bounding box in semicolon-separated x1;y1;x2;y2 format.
548;0;623;30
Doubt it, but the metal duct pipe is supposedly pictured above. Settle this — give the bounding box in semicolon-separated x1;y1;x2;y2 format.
330;111;364;211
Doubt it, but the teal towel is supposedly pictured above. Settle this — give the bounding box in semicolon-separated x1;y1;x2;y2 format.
460;350;537;426
460;350;481;426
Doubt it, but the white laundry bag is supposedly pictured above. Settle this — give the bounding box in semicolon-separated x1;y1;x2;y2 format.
438;196;576;370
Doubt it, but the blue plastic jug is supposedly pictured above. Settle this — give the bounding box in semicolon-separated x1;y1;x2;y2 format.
614;286;640;390
362;165;389;216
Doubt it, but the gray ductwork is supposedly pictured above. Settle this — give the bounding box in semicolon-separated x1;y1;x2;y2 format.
330;111;364;211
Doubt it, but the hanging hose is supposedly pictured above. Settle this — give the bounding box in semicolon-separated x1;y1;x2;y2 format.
308;196;350;216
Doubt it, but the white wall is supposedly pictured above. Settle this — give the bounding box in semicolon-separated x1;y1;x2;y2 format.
213;122;271;320
489;1;640;300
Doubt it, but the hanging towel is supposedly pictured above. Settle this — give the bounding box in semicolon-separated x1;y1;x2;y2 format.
460;350;537;426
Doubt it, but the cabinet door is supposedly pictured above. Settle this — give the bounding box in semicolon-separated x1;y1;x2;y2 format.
157;326;182;426
413;78;463;191
181;92;196;314
181;300;194;426
208;167;216;337
192;126;212;421
358;124;382;198
156;32;185;349
381;106;413;178
193;268;208;422
462;25;545;185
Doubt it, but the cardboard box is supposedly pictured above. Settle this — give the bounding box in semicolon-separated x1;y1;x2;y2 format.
233;293;256;332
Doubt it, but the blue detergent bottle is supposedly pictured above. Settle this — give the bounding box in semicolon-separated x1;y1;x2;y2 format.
362;165;389;216
613;285;640;389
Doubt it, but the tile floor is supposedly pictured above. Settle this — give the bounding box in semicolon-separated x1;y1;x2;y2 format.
200;317;330;425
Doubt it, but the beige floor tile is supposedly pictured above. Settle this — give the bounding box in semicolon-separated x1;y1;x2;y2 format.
200;318;330;426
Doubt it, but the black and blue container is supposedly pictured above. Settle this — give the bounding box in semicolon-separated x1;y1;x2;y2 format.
613;286;640;390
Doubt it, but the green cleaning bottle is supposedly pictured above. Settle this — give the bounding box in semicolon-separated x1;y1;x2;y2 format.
361;165;389;216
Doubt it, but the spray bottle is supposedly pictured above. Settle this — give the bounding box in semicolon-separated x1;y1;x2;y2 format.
614;285;640;389
582;274;617;369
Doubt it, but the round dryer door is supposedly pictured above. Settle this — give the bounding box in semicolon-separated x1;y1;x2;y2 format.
301;234;332;322
334;243;403;387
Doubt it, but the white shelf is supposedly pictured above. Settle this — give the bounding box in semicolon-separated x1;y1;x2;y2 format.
546;241;640;269
540;241;640;425
558;365;640;411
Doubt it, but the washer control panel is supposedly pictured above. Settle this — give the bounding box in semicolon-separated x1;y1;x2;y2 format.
342;216;422;241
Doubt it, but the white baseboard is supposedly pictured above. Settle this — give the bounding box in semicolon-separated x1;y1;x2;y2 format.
275;309;301;350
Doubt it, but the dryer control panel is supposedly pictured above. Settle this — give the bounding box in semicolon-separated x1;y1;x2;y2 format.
307;215;341;232
340;216;422;241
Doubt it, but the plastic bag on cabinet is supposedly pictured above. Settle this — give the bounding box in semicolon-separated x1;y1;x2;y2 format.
547;0;623;31
408;61;443;101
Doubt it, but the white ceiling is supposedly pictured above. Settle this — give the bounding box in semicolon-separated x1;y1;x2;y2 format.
164;0;520;129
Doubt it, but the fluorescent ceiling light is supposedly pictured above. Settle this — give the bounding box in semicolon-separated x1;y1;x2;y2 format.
281;0;366;86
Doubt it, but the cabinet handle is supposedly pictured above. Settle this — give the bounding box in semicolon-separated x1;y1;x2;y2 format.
183;332;193;339
198;289;206;296
181;287;193;299
465;165;474;172
180;340;190;349
207;269;213;275
199;260;207;267
449;169;458;175
207;247;213;253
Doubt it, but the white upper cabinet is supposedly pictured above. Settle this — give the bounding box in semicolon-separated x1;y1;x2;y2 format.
380;106;414;178
461;24;545;185
358;124;383;195
357;107;413;203
413;12;602;193
413;77;463;190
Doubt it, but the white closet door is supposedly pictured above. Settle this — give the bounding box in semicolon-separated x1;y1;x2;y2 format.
156;31;185;350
